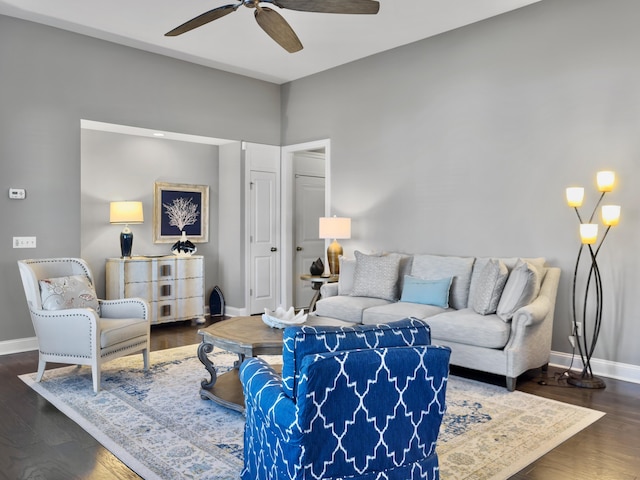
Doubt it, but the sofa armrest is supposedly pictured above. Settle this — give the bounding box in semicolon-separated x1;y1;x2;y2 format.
512;295;551;328
320;282;339;298
99;298;149;320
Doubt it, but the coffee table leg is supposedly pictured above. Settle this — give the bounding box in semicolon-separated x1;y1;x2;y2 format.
198;342;217;389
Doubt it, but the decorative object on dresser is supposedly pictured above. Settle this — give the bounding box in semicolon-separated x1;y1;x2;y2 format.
109;201;144;258
153;182;209;245
318;215;351;275
106;255;205;325
565;170;621;389
170;230;197;256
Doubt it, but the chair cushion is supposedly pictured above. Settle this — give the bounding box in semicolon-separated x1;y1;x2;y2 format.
39;275;100;314
281;318;432;398
99;317;149;348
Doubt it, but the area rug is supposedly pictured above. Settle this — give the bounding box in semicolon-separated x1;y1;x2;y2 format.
20;345;604;480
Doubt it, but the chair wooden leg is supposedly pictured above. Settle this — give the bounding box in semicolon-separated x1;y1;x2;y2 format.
36;358;46;382
143;348;149;371
92;365;101;393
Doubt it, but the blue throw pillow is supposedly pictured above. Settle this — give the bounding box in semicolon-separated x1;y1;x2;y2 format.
400;275;452;308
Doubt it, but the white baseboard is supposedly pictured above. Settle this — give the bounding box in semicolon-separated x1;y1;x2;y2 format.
0;337;38;355
224;306;247;317
550;350;640;385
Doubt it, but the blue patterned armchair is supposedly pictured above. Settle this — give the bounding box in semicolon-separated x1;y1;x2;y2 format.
239;318;451;480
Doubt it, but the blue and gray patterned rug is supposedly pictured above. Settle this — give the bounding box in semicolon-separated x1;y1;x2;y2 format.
20;345;604;480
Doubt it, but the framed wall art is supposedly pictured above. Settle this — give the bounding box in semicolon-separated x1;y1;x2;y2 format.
153;182;209;243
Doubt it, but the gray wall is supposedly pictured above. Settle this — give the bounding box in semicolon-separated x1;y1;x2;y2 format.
281;0;640;367
81;130;220;298
0;14;280;342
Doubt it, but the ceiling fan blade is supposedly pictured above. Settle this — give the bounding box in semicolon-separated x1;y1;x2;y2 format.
254;7;303;53
165;4;240;36
272;0;380;14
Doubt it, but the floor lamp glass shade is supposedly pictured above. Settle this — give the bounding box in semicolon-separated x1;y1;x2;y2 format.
110;201;144;258
319;217;351;275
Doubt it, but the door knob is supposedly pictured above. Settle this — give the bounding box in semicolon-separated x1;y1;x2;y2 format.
296;246;303;251
271;247;277;252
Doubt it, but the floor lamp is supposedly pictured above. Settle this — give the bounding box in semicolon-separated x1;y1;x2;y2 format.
565;171;620;389
319;216;351;275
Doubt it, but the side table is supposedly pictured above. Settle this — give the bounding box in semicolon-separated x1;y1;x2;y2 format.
300;274;338;312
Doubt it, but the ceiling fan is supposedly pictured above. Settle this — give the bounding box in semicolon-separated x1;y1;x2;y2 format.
165;0;381;53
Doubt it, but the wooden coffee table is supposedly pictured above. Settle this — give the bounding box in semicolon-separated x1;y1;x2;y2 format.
197;316;284;413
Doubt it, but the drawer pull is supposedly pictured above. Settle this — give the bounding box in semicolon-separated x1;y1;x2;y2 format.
161;285;172;297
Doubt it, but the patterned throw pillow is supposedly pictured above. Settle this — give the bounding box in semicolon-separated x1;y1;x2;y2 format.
350;251;401;301
472;259;509;315
496;259;542;321
39;275;100;314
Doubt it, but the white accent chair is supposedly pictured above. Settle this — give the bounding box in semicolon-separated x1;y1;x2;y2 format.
18;258;150;393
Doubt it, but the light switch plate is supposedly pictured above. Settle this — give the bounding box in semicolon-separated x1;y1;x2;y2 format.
13;236;36;248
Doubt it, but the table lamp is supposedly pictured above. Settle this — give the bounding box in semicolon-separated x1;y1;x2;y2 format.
110;201;144;258
319;216;351;275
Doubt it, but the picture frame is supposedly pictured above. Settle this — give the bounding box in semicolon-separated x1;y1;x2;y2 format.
153;182;209;243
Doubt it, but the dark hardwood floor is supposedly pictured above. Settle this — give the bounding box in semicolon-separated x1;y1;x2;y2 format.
1;318;638;479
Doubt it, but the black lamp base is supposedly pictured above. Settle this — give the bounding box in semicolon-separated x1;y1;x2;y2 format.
120;231;133;258
567;372;606;389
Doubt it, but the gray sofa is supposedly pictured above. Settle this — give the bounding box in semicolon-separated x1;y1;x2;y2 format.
311;251;561;391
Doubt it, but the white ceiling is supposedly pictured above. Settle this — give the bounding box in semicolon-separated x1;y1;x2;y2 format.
0;0;540;84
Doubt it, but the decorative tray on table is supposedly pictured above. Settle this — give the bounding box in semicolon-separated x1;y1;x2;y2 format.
262;307;307;329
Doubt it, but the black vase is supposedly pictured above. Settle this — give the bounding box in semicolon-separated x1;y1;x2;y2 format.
310;257;324;275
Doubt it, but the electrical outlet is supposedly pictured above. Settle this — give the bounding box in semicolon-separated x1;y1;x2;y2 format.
576;322;583;337
13;236;36;248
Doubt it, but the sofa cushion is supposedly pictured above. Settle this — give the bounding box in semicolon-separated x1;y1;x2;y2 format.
362;301;449;325
496;259;543;321
350;251;401;301
400;275;452;308
411;254;475;309
471;259;509;315
39;274;100;314
338;256;356;295
315;295;391;324
426;308;512;349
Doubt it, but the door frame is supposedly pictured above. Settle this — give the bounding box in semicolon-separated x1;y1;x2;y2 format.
281;139;331;309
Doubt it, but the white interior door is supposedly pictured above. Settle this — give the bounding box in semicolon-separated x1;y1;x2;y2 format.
249;169;279;314
294;175;325;309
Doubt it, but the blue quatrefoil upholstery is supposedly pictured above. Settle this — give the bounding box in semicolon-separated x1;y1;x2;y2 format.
239;317;451;480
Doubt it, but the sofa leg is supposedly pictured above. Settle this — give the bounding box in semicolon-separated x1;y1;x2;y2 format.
541;363;549;374
506;376;517;392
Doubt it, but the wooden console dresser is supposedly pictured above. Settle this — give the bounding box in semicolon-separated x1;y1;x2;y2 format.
106;255;205;325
